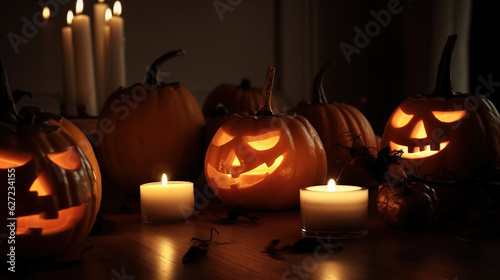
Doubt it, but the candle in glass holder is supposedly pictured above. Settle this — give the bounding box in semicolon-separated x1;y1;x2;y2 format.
140;174;194;223
300;179;368;238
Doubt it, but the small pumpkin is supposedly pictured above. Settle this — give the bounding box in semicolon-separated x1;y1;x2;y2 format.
291;61;378;184
380;35;500;178
97;50;205;193
205;66;327;211
202;78;280;116
0;61;101;258
376;165;438;230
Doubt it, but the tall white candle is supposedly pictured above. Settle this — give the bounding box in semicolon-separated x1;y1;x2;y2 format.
140;174;194;222
93;0;109;111
103;8;112;97
72;0;98;116
300;179;368;238
61;10;77;116
108;1;126;93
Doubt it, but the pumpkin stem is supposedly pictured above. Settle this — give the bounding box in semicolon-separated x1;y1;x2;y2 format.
256;66;276;116
312;60;332;104
146;49;186;87
432;34;457;97
239;78;251;89
0;60;20;119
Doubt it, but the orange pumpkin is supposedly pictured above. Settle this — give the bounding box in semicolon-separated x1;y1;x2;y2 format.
0;62;101;258
291;61;378;184
380;35;500;178
205;66;327;210
97;50;205;193
202;78;280;116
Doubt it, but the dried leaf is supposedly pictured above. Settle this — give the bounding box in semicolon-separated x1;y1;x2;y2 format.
182;228;219;263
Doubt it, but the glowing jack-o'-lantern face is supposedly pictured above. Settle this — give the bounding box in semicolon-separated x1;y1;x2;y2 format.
205;114;327;211
0;124;100;259
380;96;500;177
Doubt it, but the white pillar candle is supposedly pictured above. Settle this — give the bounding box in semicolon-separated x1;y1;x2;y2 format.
108;1;126;93
93;0;109;111
300;179;368;238
72;0;98;116
61;11;77;117
103;8;112;97
140;174;194;223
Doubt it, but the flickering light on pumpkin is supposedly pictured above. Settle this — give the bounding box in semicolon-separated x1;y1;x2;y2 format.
67;10;73;25
42;7;50;20
432;110;467;123
410;120;427;139
105;8;112;22
76;0;83;15
113;1;122;16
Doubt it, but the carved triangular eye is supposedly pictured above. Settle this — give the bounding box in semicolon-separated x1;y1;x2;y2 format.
211;128;235;146
390;107;414;128
432;110;467;123
244;131;280;151
47;147;81;170
0;150;33;169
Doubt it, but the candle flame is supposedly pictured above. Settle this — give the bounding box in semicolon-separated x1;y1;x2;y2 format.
67;10;73;25
98;0;105;2
105;8;112;22
76;0;83;15
43;7;50;20
162;173;168;186
113;1;122;16
327;179;336;192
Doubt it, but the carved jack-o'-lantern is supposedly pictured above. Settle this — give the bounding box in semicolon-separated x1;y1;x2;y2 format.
0;62;100;259
381;35;500;178
205;66;327;210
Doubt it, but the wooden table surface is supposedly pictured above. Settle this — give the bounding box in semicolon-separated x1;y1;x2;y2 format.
3;176;500;280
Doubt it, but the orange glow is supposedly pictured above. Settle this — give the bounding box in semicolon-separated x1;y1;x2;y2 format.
245;131;280;151
47;148;81;170
391;107;414;128
410;120;427;139
389;141;449;159
16;204;86;235
29;173;52;196
207;154;285;189
212;129;235;146
432;110;467;123
0;150;32;169
105;8;112;22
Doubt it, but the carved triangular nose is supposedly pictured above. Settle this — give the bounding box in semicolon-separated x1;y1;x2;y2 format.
410;120;427;139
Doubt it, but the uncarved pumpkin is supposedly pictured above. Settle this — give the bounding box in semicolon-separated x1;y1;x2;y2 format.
380;35;500;178
97;50;205;193
0;61;101;259
291;61;378;185
205;66;327;210
202;78;280;116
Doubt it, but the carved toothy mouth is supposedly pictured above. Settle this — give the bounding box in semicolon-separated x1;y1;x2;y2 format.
206;154;285;189
16;204;87;235
389;141;449;159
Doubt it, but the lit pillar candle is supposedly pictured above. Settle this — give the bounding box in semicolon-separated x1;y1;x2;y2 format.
108;1;126;93
93;0;109;111
300;179;368;238
72;0;98;116
61;10;77;117
140;174;194;223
